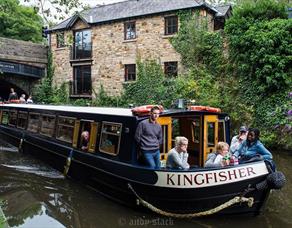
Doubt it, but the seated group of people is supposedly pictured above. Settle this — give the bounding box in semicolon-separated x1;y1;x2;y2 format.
205;126;273;168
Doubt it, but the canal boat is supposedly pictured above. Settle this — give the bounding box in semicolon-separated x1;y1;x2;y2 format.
0;103;284;217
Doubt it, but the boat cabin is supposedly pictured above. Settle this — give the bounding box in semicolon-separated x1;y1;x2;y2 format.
0;104;230;168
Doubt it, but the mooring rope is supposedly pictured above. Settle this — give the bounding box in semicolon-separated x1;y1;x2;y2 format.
128;183;254;218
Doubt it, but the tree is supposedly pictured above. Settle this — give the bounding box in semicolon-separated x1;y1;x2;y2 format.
23;0;85;23
0;0;43;42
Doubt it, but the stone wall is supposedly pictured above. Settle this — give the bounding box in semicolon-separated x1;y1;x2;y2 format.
51;9;214;97
0;37;47;68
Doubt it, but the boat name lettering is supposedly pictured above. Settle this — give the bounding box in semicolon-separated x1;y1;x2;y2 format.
155;163;268;188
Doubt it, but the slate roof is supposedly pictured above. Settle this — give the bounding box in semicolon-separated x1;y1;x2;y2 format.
214;4;232;17
50;0;227;32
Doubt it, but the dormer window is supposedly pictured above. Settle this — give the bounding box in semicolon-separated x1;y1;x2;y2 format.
124;21;136;40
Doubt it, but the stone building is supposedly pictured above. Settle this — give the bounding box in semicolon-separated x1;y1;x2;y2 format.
48;0;231;99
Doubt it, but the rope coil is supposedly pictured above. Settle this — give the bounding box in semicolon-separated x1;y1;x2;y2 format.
128;183;254;218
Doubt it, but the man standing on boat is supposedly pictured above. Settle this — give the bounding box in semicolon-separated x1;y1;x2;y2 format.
135;106;162;169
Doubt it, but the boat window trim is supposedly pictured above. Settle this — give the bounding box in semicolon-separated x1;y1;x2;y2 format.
1;110;9;125
8;109;17;126
17;111;28;129
99;121;122;156
27;112;41;133
40;114;56;137
56;116;76;143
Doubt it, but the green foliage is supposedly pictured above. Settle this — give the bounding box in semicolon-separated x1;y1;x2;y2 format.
93;85;124;107
0;0;43;43
225;0;292;148
225;0;291;93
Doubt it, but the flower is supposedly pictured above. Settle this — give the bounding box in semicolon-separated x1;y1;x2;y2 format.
288;110;292;116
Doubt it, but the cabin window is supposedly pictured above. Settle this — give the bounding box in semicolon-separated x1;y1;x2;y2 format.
8;110;17;126
17;111;28;129
192;119;201;144
56;116;75;143
207;122;215;146
1;111;9;125
40;115;56;137
218;120;225;142
124;21;136;40
99;122;122;155
78;120;92;152
164;62;178;77
27;113;40;133
165;15;178;35
124;64;136;81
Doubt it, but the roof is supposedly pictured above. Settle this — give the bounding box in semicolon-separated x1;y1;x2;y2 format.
50;0;220;32
1;104;134;117
214;4;232;17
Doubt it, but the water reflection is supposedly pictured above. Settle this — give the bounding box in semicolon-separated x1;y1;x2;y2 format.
0;139;291;228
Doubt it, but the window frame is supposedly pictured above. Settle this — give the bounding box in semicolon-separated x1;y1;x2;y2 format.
27;112;41;133
56;116;76;143
56;32;65;48
99;121;122;156
1;110;9;125
17;111;28;129
124;64;136;82
164;15;178;35
40;114;56;137
124;21;136;40
8;110;17;126
164;61;178;77
73;65;92;95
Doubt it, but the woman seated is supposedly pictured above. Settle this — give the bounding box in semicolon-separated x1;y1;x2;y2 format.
234;128;273;162
80;131;90;151
205;142;230;168
166;136;190;170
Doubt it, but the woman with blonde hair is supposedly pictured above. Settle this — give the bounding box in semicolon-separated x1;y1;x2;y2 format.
205;142;230;168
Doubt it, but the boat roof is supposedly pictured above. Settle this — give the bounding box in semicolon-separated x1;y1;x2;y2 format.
1;104;227;117
1;104;134;117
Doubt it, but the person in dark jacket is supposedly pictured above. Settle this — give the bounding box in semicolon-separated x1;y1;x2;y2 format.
8;88;18;101
135;106;162;169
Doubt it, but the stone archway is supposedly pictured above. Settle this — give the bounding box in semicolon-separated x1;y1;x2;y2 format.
0;78;28;101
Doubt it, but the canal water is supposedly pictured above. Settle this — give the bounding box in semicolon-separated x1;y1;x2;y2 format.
0;139;291;228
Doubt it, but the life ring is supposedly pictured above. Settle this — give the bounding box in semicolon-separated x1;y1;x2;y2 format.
9;99;21;104
132;105;164;116
188;106;221;113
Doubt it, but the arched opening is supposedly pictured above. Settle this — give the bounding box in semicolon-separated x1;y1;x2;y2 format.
0;79;27;102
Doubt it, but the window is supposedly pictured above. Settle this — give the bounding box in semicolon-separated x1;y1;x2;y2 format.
73;65;92;95
207;122;215;147
124;64;136;81
74;29;91;59
1;111;9;125
56;32;65;48
8;110;17;126
99;122;122;155
165;16;178;35
40;115;56;137
27;113;40;133
124;21;136;40
17;111;28;129
56;116;75;143
164;62;178;77
218;120;226;142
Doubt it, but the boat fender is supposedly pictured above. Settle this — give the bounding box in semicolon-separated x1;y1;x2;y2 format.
255;171;286;191
131;105;164;116
18;138;24;152
188;106;221;113
64;149;74;176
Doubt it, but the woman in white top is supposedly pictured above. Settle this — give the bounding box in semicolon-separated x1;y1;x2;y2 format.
166;136;190;169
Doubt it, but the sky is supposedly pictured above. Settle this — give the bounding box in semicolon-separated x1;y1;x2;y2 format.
19;0;127;23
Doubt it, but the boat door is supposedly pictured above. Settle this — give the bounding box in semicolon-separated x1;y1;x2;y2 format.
157;117;172;162
203;115;218;166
